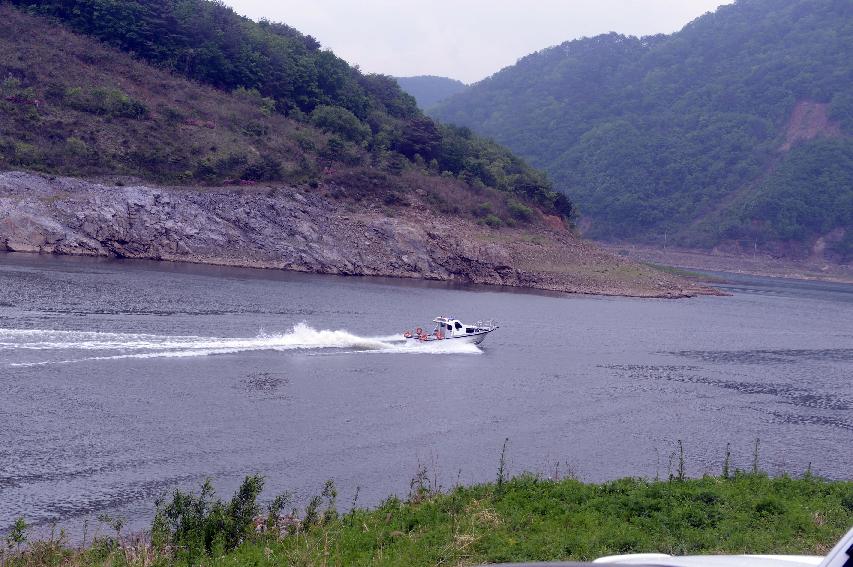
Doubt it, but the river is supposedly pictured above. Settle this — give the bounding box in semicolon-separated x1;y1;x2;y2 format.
1;253;851;535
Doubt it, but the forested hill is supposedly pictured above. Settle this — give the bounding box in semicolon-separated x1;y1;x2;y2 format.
396;76;468;110
1;0;573;223
432;0;853;261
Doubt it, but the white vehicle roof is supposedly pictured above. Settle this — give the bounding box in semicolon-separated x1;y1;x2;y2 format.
592;527;852;567
481;528;853;567
594;554;822;567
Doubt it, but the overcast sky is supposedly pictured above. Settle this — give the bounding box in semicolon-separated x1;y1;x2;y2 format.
223;1;733;84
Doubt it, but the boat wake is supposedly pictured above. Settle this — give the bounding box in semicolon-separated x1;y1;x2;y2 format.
0;323;481;366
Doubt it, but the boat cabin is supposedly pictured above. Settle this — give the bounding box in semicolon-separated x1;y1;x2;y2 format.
433;316;478;338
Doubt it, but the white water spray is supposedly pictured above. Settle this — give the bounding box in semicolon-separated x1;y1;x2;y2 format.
1;323;481;366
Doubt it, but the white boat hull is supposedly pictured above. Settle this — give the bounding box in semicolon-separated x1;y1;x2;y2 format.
406;329;494;346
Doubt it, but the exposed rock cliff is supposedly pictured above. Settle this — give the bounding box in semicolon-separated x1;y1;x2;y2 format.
0;172;716;297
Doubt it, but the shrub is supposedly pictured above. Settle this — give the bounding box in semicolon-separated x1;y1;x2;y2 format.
159;105;186;123
12;141;41;165
242;121;269;137
553;192;575;220
321;136;362;166
63;86;147;119
192;152;250;182
754;496;787;518
2;77;21;90
5;517;27;550
232;86;276;115
242;154;282;181
292;131;317;151
482;214;503;228
473;202;493;218
152;475;264;562
383;193;408;206
507;199;534;222
384;152;407;175
65;137;90;157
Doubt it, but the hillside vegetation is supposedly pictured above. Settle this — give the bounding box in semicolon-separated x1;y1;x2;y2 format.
432;0;852;260
396;75;468;110
0;1;573;225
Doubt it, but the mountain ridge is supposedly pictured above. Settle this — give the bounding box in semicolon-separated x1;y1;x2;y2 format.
431;0;853;262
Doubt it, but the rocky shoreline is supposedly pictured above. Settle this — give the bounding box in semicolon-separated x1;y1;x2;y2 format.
0;171;718;298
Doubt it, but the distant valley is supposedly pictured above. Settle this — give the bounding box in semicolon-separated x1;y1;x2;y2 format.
395;75;468;110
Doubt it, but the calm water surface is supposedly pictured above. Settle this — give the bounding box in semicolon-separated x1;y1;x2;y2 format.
1;253;851;534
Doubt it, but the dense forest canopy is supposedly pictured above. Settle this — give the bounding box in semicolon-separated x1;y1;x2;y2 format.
432;0;852;259
395;76;468;110
3;0;574;220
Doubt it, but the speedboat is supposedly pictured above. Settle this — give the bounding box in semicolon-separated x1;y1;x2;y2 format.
402;316;498;345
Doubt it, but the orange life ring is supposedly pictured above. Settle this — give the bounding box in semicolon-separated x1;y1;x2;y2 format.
419;334;427;342
415;327;423;335
403;330;413;338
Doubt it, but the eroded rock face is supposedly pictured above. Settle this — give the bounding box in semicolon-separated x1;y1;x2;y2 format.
780;101;842;151
0;172;714;297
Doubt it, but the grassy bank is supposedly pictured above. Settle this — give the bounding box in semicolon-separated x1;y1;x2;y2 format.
4;472;852;567
641;263;729;283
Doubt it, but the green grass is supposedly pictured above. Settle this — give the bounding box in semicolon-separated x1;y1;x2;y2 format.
4;473;851;567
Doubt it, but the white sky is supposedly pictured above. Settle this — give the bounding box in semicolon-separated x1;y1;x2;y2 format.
224;1;733;84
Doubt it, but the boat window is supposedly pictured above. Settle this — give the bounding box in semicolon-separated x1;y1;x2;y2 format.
455;322;462;330
466;327;475;333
